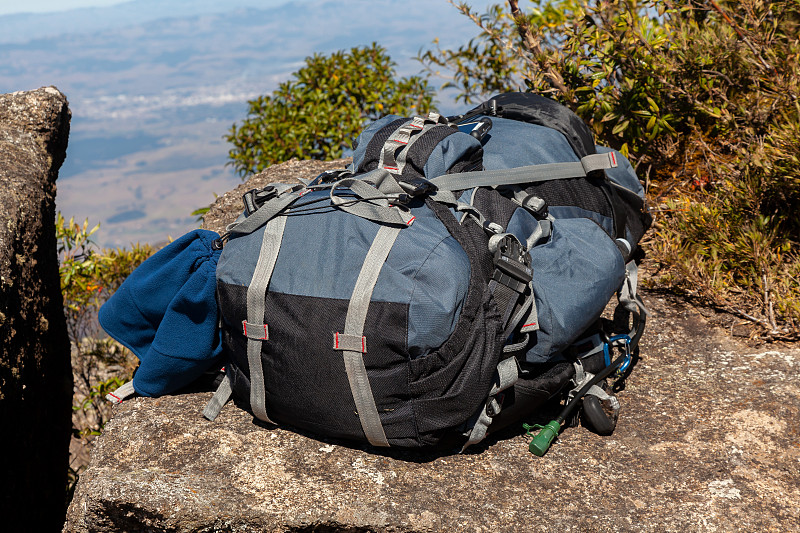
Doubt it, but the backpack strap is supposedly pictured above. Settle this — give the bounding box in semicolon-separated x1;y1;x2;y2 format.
429;151;618;192
379;113;449;175
329;175;416;226
105;380;136;404
202;373;232;421
226;184;308;237
333;224;402;447
461;356;519;451
618;260;648;348
242;215;288;424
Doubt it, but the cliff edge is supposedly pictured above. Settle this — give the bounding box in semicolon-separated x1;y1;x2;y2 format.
0;87;73;531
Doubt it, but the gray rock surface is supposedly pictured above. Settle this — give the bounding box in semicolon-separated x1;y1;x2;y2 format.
201;157;350;236
66;159;800;532
0;87;73;530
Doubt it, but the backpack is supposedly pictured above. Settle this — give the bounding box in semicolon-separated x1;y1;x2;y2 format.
202;92;650;452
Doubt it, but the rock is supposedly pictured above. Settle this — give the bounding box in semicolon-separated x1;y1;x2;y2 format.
201;157;350;236
65;160;800;532
64;295;800;532
0;87;73;530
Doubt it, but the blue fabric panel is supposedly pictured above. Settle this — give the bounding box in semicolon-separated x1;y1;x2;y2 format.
402;233;470;357
216;190;471;358
98;229;223;396
525;217;626;363
548;205;614;235
478;116;581;170
349;114;403;171
423;131;482;178
505;207;541;243
596;146;643;198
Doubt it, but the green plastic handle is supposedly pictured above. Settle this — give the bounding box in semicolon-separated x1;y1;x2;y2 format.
528;420;561;457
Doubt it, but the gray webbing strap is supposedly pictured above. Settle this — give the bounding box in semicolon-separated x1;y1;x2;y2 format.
228;184;307;237
379;116;426;174
504;284;539;336
330;178;415;226
335;224;402;447
619;261;647;316
429;152;619;191
333;332;367;353
570;362;617;409
461;356;519;451
245;215;287;424
394;121;450;175
378;113;448;174
105;380;136;404
202;374;233;421
520;288;540;334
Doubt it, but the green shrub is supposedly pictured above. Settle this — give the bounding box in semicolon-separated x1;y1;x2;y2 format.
57;213;154;492
226;43;434;177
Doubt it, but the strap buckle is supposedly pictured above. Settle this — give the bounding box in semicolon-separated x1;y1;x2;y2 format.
492;235;532;293
308;169;351;187
398;176;437;199
242;185;278;216
603;334;632;376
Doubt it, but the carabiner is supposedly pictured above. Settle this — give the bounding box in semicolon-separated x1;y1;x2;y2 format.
603;334;632;375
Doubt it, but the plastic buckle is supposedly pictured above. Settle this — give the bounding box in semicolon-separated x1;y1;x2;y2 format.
398;177;437;198
242;185;278;216
603;334;632;375
307;169;350;187
492;235;532;292
520;195;549;220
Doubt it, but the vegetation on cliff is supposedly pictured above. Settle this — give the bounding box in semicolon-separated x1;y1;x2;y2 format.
57;214;152;496
226;43;434;177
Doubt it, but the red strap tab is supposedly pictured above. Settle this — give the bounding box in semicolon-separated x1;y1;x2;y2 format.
242;320;268;340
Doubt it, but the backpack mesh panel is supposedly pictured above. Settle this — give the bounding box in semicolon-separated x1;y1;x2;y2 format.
407;200;503;445
471;188;519;231
525;176;613;219
357;117;408;173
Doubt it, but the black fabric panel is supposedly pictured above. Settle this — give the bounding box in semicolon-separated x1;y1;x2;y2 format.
398;125;458;180
486;361;575;434
357;117;408;174
411;201;504;444
218;283;420;445
466;92;597;159
525;176;613;219
448;146;484;174
610;181;652;251
471;188;519;231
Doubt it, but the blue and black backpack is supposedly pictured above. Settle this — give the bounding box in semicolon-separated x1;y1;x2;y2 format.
196;92;650;452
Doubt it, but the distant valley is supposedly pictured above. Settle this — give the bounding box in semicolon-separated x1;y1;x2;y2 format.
0;0;493;247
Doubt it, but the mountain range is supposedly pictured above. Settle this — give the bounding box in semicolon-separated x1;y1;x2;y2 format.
0;0;493;247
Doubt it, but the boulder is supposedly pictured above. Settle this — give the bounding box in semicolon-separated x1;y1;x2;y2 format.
0;87;73;530
200;157;349;235
65;159;800;532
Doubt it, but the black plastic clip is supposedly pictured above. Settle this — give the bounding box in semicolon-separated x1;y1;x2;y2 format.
307;169;352;187
520;194;549;220
492;235;533;293
398;177;437;199
242;186;277;216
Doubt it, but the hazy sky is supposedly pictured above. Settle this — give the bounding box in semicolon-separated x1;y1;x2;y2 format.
0;0;128;15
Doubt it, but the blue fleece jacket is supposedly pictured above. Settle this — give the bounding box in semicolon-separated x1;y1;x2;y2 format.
98;229;223;397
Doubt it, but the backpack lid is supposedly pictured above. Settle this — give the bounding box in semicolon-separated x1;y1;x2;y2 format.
463;92;597;159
